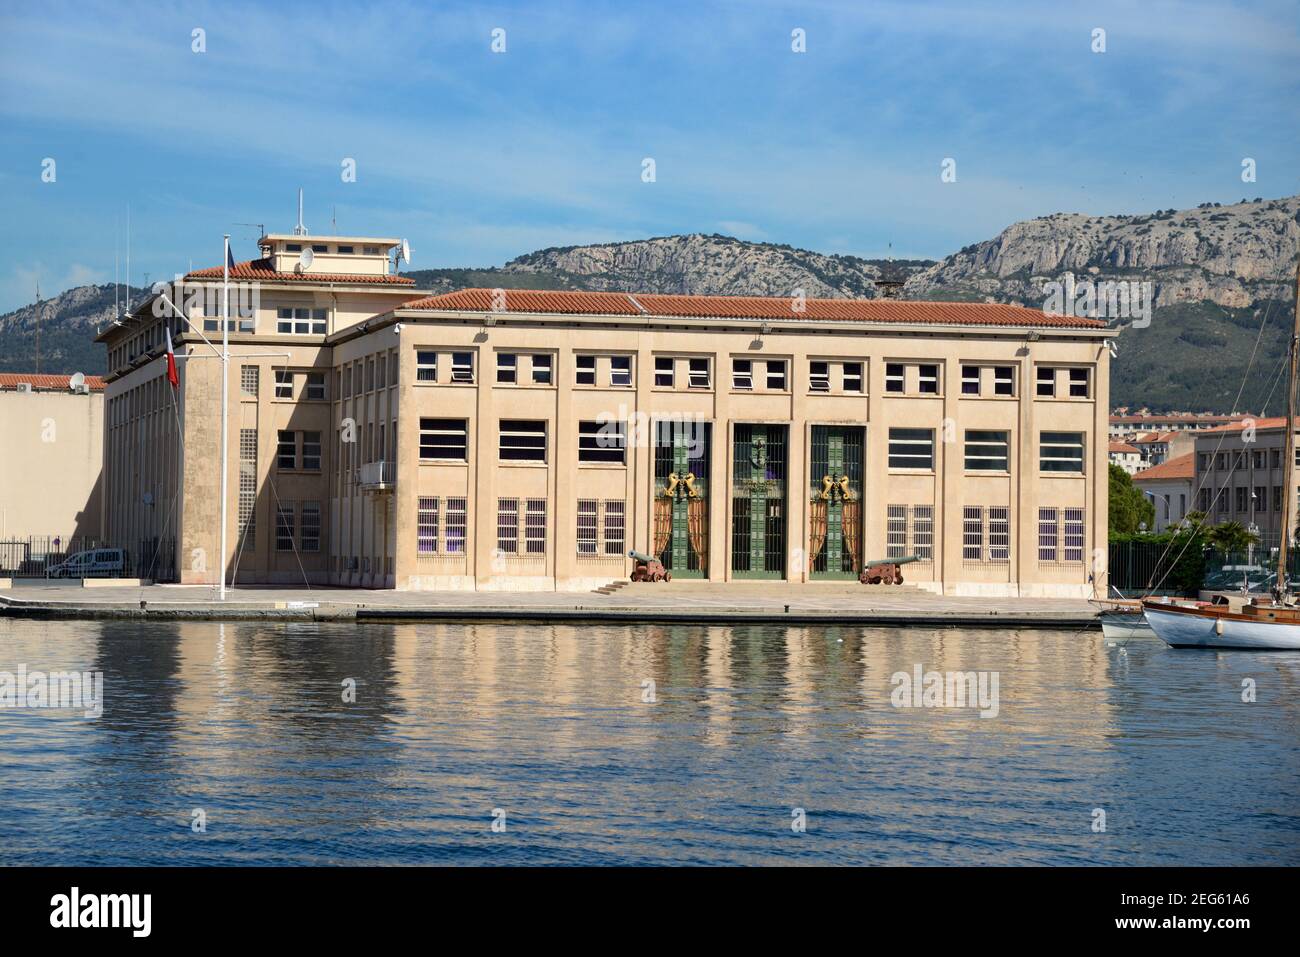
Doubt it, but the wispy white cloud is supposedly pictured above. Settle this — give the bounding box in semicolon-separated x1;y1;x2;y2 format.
0;0;1296;312
0;262;110;313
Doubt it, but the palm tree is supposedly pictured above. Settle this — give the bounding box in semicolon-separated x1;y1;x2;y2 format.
1205;521;1259;557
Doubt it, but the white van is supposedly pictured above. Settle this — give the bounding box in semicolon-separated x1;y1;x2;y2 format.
46;548;128;579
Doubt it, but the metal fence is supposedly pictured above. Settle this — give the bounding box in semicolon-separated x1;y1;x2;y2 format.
1107;540;1186;595
0;536;176;582
1108;539;1300;596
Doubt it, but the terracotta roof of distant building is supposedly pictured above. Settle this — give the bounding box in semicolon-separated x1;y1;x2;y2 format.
1110;441;1141;454
1133;452;1196;482
1201;416;1295;433
1110;413;1247;424
185;259;416;285
400;288;1110;328
0;373;106;392
1133;431;1179;443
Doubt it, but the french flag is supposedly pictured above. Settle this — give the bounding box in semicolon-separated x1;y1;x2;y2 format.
164;326;179;389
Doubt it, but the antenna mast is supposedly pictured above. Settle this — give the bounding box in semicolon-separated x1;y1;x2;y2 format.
125;204;131;314
293;188;308;236
1276;256;1300;604
34;280;41;375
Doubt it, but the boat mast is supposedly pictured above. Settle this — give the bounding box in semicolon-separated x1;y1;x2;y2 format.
1277;258;1300;603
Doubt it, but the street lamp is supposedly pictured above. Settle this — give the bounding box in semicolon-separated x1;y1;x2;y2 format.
1144;490;1172;531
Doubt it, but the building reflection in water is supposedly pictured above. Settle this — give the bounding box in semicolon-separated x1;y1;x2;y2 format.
3;617;1296;865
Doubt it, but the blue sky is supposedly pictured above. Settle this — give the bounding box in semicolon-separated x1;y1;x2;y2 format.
1;0;1298;312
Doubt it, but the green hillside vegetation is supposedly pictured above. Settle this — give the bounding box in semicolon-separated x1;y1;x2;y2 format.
1111;299;1291;414
0;285;133;376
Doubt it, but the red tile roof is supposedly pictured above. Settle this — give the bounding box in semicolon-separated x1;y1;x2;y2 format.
1133;452;1195;482
1201;416;1295;434
1132;431;1179;443
0;373;106;392
1110;441;1141;454
400;288;1109;328
1110;413;1246;424
185;259;416;285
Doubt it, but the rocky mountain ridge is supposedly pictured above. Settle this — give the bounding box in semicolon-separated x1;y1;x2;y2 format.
905;195;1299;311
4;195;1297;414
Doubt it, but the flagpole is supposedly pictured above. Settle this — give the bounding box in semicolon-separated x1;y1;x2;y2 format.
220;235;230;601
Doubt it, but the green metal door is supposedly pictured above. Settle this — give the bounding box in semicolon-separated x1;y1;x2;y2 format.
732;424;786;579
811;426;863;579
654;421;710;578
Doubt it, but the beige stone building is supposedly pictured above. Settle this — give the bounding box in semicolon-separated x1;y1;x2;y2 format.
98;230;1114;596
1192;416;1300;545
0;373;105;543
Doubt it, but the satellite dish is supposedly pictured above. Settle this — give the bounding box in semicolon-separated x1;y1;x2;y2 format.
400;239;411;264
298;246;314;272
69;372;85;390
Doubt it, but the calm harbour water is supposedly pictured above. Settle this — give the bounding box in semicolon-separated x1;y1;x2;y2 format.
0;618;1297;866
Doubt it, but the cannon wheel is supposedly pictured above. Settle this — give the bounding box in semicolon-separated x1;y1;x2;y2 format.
895;571;904;584
664;571;672;582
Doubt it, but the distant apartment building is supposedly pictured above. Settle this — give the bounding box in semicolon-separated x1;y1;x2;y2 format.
1131;430;1195;468
0;373;105;542
1192;416;1299;544
1108;441;1143;475
1132;452;1194;532
1107;442;1138;475
97;225;1114;596
1109;412;1249;440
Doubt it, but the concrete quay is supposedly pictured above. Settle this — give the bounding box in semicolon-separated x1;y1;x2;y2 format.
0;581;1100;629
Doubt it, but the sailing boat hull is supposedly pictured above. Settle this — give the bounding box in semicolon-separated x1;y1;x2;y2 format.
1143;603;1300;650
1099;612;1154;640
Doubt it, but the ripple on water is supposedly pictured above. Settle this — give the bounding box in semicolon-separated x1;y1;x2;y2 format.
0;619;1296;866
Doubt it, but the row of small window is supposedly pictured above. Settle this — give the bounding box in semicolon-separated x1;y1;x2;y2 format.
414;351;864;393
420;419;626;465
417;351;476;383
1199;449;1300;472
1198;486;1295;513
112;321;173;368
656;357;863;392
893;505;1015;564
276;307;328;335
340;353;398;397
105;377;176;426
239;366;327;400
417;497;627;559
206;308;327;335
888;429;1085;473
283;243;383;255
883;363;1090;398
202;317;255;333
